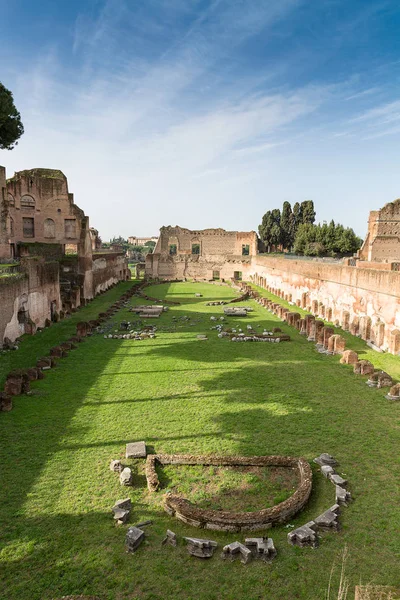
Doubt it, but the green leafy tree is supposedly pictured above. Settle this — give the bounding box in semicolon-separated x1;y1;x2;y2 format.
301;200;316;225
0;82;24;150
258;210;274;252
280;201;293;250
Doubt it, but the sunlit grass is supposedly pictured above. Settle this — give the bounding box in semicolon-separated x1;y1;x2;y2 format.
0;281;399;600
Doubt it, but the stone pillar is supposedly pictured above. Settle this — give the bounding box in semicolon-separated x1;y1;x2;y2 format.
323;326;334;349
308;319;316;341
305;314;315;337
316;321;325;344
301;292;308;309
389;329;400;354
341;311;350;331
312;300;318;315
350;317;359;336
299;318;307;335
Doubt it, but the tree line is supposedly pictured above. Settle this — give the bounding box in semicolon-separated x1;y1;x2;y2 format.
258;200;362;257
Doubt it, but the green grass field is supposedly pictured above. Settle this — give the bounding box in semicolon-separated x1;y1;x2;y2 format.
0;281;399;600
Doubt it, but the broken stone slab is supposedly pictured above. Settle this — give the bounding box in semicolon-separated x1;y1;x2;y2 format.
112;498;132;511
113;508;130;524
335;485;352;507
196;334;208;340
126;441;146;459
221;541;252;564
288;521;318;548
161;530;177;547
313;453;338;467
245;537;277;561
329;473;348;488
183;537;218;559
126;526;145;553
119;467;133;486
110;459;123;472
321;465;335;478
313;504;341;532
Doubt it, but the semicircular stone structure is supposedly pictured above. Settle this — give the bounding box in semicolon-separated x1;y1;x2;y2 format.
146;454;312;532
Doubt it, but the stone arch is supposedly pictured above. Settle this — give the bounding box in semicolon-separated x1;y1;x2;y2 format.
7;192;15;206
20;195;35;210
44;218;56;238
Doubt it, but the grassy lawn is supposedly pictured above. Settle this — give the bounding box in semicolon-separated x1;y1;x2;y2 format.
0;280;399;600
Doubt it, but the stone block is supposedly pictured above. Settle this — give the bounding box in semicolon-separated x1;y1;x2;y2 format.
354;360;374;375
110;459;123;472
161;530;177;547
313;504;340;531
125;526;144;553
222;541;252;564
287;521;318;548
367;371;393;389
386;383;400;400
314;453;338;467
126;441;146;459
340;350;359;365
245;537;277;561
321;465;335;478
183;537;218;558
329;473;348;488
120;467;133;486
335;485;351;506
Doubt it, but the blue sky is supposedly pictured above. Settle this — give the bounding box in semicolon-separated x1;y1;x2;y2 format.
1;0;400;239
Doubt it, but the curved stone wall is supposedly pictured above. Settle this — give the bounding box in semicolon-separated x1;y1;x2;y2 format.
146;454;313;532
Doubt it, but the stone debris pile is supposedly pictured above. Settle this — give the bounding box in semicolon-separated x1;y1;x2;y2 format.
129;305;167;318
289;453;352;548
223;306;253;317
104;325;156;341
206;301;227;306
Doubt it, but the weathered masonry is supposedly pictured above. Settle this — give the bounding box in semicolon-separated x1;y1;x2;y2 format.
246;256;400;355
146;225;258;281
358;198;400;263
0;166;129;346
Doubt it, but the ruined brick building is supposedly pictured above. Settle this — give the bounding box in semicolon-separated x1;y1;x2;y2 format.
146;216;400;355
146;225;258;280
358;198;400;262
0;166;129;345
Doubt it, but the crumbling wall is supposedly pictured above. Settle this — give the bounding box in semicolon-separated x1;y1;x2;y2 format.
0;257;60;344
359;199;400;262
247;255;400;353
147;225;257;280
1;167;86;259
92;253;128;295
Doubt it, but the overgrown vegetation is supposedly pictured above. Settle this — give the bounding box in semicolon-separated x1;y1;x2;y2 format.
0;281;399;599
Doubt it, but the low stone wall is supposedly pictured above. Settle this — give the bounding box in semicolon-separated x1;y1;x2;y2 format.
146;454;312;532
